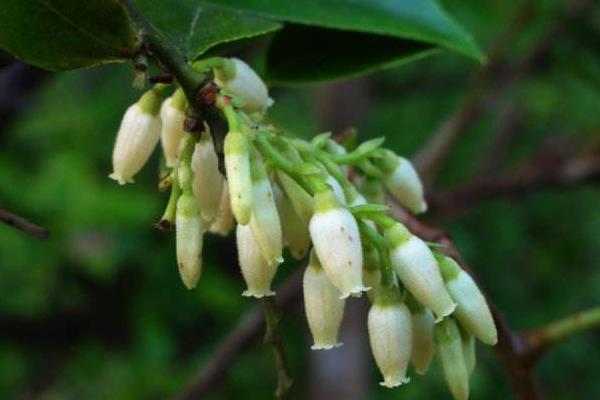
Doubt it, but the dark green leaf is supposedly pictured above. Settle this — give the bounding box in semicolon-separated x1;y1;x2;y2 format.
198;0;483;61
266;25;437;83
135;0;281;60
0;0;139;70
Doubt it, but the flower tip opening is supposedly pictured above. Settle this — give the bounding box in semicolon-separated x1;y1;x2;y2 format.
434;302;457;323
379;376;410;388
242;290;276;299
339;286;371;300
311;342;343;351
109;172;132;185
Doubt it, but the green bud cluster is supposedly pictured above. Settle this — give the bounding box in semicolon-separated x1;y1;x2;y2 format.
109;57;497;399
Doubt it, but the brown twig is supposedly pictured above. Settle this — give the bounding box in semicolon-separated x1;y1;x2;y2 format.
427;140;600;217
262;297;294;399
172;269;303;400
0;208;49;240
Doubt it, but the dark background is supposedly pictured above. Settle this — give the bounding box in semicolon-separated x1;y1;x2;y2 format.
0;0;599;398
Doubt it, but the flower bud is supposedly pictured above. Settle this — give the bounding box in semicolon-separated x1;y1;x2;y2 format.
377;151;427;214
356;175;386;205
224;131;252;225
276;171;314;225
249;158;283;266
438;255;497;345
303;250;345;349
192;132;224;224
159;89;187;167
462;332;476;376
368;294;412;388
236;224;276;298
175;192;204;289
110;90;163;184
274;184;310;259
434;318;470;400
309;189;367;299
209;185;235;236
214;58;273;113
386;224;456;321
409;306;435;375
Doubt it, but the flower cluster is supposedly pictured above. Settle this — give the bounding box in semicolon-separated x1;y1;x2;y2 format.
110;57;497;399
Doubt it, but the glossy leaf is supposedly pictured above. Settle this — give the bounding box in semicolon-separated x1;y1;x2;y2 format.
198;0;483;60
0;0;139;70
135;0;281;60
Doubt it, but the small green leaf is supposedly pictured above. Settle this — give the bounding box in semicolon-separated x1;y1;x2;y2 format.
350;204;390;214
134;0;281;60
0;0;139;70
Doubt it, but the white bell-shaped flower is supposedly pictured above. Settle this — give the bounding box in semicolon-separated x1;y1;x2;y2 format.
274;184;310;259
224;131;253;225
192;132;224;224
368;293;412;388
175;192;204;289
386;224;456;321
309;189;367;299
209;185;235;236
378;151;427;214
110;89;163;184
249;158;283;266
159;89;187;167
303;251;345;349
410;306;435;375
435;318;470;400
214;58;273;113
236;224;276;298
439;255;497;345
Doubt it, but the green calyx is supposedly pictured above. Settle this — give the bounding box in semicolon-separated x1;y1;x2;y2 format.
373;149;399;175
434;317;461;345
224;131;249;156
384;223;411;248
250;150;268;183
171;87;188;112
177;192;199;218
137;84;168;115
373;285;402;307
313;188;341;213
436;254;461;282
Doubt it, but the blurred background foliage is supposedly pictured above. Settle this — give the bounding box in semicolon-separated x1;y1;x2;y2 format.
1;0;599;399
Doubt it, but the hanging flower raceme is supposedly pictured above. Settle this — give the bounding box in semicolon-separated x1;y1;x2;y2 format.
109;56;499;399
303;250;345;350
110;86;165;184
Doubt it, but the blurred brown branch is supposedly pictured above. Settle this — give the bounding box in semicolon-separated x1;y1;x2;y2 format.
428;138;600;217
0;208;49;240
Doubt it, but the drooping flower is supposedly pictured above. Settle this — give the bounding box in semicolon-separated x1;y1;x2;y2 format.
214;58;273;113
159;88;187;167
435;318;470;400
309;189;367;299
303;250;345;349
224;131;252;225
273;184;310;259
408;300;435;375
110;88;163;184
438;255;497;345
386;224;456;321
192;131;224;224
236;224;276;298
368;290;412;388
175;192;204;289
208;185;235;236
375;150;427;214
249;156;283;266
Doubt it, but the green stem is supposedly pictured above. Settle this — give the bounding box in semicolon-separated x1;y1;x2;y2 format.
527;306;600;352
358;220;395;288
220;100;241;132
262;297;294;399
